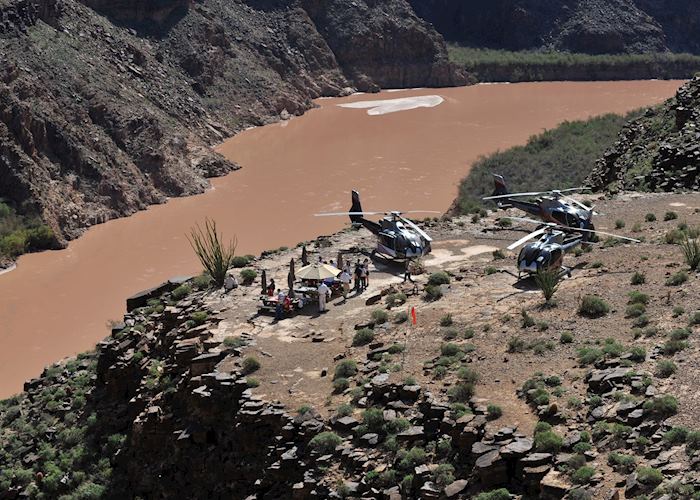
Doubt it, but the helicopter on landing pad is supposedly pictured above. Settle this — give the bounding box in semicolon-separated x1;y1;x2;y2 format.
484;174;599;240
315;191;438;261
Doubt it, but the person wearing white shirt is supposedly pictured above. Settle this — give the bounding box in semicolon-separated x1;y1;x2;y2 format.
317;282;330;312
338;271;351;300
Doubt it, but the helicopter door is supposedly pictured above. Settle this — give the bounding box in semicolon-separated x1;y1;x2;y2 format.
551;210;568;226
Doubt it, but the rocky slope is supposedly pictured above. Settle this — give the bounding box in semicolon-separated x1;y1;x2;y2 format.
588;77;700;192
409;0;700;55
0;0;464;245
2;195;700;499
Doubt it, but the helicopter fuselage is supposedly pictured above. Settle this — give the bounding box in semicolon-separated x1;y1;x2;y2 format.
517;230;582;274
499;197;595;237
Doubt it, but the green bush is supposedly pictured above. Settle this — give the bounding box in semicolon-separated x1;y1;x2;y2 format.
457;366;479;384
663;426;689;444
681;235;700;270
333;377;350;393
666;271;688;286
645;213;657;222
440;313;453;327
189;311;208;326
223;336;246;349
578;295;610;318
507;336;526;353
535;269;561;302
240;268;257;285
427;271;450;286
664;211;678;221
432;463;455;487
487;404;502;420
628;346;646;362
362;408;384;432
397;447;427;471
188;219;237;287
309;431;342;454
448;382;475;402
689;311;700;325
686;431;700;451
171;284;192;300
608;452;636;472
474;489;511;500
230;255;250;268
571;465;595;484
385;292;407;308
577;347;603;365
615;219;626;229
662;339;689;355
656;360;677;378
441;343;461;357
394;311;408;323
371;309;389;324
636;467;664;486
560;332;574;344
625;303;646;318
424;284;443;301
352;328;375;346
630;272;646;285
334;360;357;379
643;395;678;419
241;356;260;375
534;430;563;453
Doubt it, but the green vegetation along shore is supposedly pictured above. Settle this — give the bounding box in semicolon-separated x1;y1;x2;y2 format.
454;111;639;214
449;46;700;83
0;201;56;264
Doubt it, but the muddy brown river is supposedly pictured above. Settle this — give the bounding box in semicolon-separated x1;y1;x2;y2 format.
0;81;684;397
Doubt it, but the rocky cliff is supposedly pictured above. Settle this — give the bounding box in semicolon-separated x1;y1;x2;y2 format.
588;77;700;192
409;0;700;55
0;0;464;244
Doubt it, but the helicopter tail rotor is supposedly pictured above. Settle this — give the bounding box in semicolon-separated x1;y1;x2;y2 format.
350;190;363;224
492;174;509;198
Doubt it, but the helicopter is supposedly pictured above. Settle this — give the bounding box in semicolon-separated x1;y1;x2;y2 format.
315;191;438;260
483;174;598;240
506;217;640;278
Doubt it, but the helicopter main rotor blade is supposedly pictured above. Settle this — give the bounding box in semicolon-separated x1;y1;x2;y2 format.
508;216;556;227
315;211;384;217
400;216;433;242
561;195;594;213
395;210;441;215
507;228;547;250
556;187;591;193
483;192;547;201
571;227;641;243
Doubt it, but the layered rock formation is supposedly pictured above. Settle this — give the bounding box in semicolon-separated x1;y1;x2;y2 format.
588;77;700;192
0;0;464;243
409;0;700;55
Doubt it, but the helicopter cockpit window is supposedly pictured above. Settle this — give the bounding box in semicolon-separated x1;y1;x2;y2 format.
551;211;568;226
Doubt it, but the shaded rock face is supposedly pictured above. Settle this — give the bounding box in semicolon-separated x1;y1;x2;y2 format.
588;77;700;192
409;0;699;55
0;0;463;243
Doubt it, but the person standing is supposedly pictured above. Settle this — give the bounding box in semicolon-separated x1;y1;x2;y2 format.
275;289;286;320
267;279;276;297
403;259;414;283
317;282;330;312
363;258;370;289
339;269;351;301
354;260;362;293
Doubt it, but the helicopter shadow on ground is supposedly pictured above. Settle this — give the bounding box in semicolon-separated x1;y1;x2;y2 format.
496;262;588;302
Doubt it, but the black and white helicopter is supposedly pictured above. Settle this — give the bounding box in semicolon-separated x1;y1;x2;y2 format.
315;191;438;260
507;217;640;278
484;174;599;240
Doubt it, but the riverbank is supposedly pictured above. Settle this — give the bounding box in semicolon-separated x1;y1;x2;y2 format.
449;46;700;83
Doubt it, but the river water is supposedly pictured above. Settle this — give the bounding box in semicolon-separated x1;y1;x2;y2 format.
0;81;683;397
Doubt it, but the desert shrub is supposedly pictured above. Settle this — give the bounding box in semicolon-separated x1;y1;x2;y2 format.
441;343;461;357
630;272;646;285
662;339;689;355
440;313;453;327
636;467;664;486
663;427;689;444
230;255;250;268
189;311;208;326
643;395;678;419
578;295;610;318
432;463;455;487
240;268;257;285
670;328;691;341
385;292;407;308
571;465;595;484
448;382;475;402
241;356;260;374
171;284;192;300
686;431;700;451
352;328;375;346
362;408;384;432
628;290;649;304
625;303;646;318
521;310;535;328
560;331;574;344
457;367;479;384
424;285;443;301
535;430;563;453
535;269;560;302
223;336;246;349
507;336;526;353
442;327;459;340
246;377;259;388
665;271;688;286
397;447;427;471
487;404;503;420
394;311;408;323
608;452;636;472
656;360;677;378
681;235;700;270
371;309;389;324
615;219;626;229
474;489;511;500
492;249;506;260
577;347;603;365
192;273;213;290
336;404;353;417
427;271;450;286
334;360;357;379
689;311;700;325
188;219;237;287
645;213;657;222
333;377;350;393
664;211;678;221
309;432;342;454
388;343;405;355
628;346;646;362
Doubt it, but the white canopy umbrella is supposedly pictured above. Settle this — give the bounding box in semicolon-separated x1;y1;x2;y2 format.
297;264;341;280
